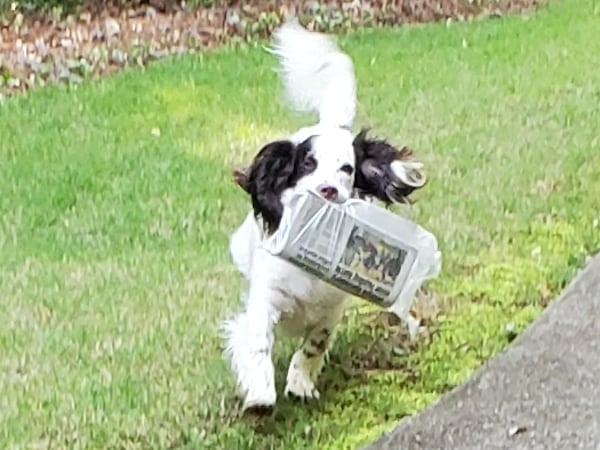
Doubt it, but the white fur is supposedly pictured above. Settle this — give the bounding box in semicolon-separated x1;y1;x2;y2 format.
224;22;360;410
226;224;348;407
269;21;357;129
289;128;356;203
285;351;321;400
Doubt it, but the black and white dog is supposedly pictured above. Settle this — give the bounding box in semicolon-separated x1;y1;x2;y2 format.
224;22;427;413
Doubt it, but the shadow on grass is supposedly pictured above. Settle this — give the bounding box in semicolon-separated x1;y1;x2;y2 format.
225;308;439;437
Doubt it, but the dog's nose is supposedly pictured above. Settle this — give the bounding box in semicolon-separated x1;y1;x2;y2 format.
319;185;339;201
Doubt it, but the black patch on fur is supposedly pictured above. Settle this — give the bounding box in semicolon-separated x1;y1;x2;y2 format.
238;137;316;233
352;128;424;204
309;338;327;353
303;348;318;358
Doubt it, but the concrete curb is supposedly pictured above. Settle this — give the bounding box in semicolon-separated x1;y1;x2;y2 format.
365;255;600;450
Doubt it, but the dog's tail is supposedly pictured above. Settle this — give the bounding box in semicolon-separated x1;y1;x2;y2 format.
268;21;357;129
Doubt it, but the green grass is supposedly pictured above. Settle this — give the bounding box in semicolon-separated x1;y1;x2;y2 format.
1;0;599;448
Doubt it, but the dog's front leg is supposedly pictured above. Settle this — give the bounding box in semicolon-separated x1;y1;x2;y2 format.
284;304;345;401
224;284;281;413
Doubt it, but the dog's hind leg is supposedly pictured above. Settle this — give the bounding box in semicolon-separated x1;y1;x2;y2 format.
284;305;345;401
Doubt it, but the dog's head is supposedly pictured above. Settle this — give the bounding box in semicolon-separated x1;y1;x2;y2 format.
234;127;427;233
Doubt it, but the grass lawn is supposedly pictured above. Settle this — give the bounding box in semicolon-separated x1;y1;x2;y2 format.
1;0;599;448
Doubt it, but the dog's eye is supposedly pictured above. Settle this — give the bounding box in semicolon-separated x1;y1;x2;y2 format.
340;164;354;175
304;155;317;172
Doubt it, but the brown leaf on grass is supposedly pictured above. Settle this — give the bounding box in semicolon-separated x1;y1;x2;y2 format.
233;167;250;193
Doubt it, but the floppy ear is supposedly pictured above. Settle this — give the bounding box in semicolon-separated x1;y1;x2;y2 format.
234;140;305;233
353;129;427;204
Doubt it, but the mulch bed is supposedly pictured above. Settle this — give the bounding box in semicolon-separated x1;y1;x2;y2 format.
0;0;539;96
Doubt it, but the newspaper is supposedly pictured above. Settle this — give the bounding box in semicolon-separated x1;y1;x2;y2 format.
263;191;441;326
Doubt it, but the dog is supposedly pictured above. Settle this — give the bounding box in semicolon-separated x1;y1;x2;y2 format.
223;21;427;413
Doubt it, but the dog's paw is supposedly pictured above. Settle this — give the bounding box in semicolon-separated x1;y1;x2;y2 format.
243;381;277;413
243;394;276;415
284;364;320;401
236;350;277;413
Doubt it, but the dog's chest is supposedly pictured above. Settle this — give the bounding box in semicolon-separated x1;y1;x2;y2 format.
271;260;347;332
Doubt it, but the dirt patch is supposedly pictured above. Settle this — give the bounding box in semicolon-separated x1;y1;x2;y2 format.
0;0;539;97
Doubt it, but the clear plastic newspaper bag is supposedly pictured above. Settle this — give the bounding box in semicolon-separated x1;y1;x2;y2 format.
262;191;442;335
